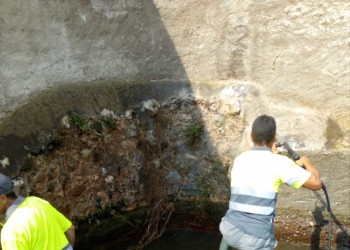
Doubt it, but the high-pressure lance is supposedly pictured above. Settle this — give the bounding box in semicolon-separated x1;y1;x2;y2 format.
275;141;332;250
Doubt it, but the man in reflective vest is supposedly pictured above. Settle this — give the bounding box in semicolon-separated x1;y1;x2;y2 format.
0;173;75;250
219;115;322;250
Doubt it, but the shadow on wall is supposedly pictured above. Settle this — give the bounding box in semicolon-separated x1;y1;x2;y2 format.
0;1;214;175
311;204;350;249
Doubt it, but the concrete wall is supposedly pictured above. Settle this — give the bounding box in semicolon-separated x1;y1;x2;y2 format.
1;1;349;127
1;0;349;149
0;0;188;117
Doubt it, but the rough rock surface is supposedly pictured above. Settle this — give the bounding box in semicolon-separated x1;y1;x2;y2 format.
2;85;348;249
14;92;239;219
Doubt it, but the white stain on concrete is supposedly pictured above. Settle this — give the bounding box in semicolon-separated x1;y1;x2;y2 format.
78;10;87;23
91;0;128;19
0;157;10;168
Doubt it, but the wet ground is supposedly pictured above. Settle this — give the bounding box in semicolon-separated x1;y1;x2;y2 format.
115;229;329;250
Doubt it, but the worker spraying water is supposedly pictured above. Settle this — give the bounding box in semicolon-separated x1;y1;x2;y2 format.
219;115;322;250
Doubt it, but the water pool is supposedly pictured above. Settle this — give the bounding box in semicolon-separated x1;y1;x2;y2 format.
115;229;327;250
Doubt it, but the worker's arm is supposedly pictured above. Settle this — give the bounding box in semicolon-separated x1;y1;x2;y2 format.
296;156;322;190
65;224;75;247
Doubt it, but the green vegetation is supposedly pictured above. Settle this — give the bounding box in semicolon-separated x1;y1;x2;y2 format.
122;198;129;207
101;115;116;129
212;158;227;175
185;123;203;145
212;159;223;169
195;176;219;222
198;176;212;200
76;198;131;225
52;133;64;145
70;112;90;131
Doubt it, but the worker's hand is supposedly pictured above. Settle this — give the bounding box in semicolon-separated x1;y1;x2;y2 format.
296;156;311;169
272;142;281;154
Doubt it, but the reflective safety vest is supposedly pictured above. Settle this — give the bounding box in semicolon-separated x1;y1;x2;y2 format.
229;186;278;215
1;196;72;250
223;147;311;238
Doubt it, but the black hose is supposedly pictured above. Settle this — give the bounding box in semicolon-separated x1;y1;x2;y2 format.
322;184;332;250
278;141;332;249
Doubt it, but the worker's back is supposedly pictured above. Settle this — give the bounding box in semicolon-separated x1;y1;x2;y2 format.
1;196;72;250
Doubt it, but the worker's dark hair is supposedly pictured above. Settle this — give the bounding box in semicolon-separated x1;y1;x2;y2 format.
252;115;276;145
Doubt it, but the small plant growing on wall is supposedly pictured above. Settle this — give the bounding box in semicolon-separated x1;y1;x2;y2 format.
101;115;116;129
52;133;64;146
70;112;90;131
185;123;203;145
